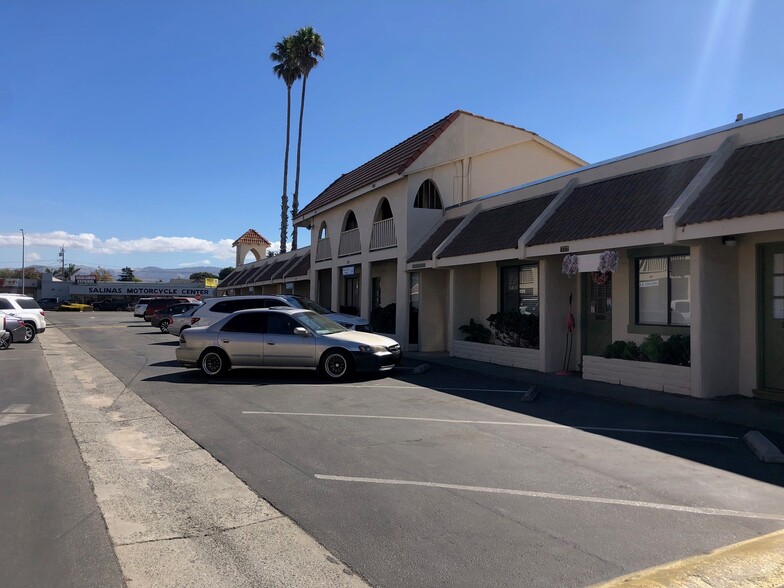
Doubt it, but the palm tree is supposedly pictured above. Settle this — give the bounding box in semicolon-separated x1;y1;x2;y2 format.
270;36;301;254
290;26;324;250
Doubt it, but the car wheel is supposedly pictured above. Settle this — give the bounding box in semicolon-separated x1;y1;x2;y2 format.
159;319;170;334
320;349;353;380
0;335;10;350
199;349;228;377
22;323;36;343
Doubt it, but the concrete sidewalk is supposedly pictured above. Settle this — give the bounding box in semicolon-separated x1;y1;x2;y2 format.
407;352;784;435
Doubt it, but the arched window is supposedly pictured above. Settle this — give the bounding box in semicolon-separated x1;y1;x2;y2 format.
318;222;328;240
414;180;443;209
375;198;393;221
344;211;358;231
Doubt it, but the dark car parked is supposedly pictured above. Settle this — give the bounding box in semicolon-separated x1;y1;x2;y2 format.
92;299;130;311
151;302;202;333
1;315;26;349
143;297;197;322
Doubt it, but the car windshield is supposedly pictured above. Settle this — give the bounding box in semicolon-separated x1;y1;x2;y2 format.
294;311;346;335
283;296;333;315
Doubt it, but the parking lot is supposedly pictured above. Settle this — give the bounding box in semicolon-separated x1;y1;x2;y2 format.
36;312;784;587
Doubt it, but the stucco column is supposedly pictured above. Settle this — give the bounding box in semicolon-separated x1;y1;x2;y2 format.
690;241;739;398
360;260;371;318
331;265;340;313
396;268;409;348
309;269;318;301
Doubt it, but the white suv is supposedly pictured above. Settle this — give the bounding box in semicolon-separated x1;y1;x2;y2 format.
187;295;372;332
0;294;47;342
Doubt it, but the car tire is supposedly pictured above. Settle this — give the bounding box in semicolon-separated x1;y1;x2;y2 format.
319;349;353;380
199;349;228;377
0;335;10;350
22;322;36;343
159;319;170;334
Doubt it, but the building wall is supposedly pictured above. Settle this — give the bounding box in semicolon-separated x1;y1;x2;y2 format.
419;269;449;352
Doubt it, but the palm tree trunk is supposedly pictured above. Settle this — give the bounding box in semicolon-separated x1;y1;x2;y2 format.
292;74;308;251
280;85;293;254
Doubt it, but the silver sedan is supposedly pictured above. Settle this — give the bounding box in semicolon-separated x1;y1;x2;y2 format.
176;307;402;379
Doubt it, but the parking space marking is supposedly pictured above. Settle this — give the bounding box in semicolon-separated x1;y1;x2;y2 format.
314;475;784;521
241;410;738;439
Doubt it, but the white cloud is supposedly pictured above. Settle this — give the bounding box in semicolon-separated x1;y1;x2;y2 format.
178;259;213;268
26;252;42;262
0;231;236;260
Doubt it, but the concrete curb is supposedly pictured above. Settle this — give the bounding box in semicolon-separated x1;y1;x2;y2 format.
41;327;369;588
588;529;784;588
744;431;784;463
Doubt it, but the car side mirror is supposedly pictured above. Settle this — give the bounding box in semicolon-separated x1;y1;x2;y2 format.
293;327;309;337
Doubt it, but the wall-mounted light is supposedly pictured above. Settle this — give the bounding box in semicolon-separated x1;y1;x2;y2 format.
722;236;737;247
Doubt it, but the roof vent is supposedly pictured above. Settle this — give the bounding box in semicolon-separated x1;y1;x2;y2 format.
736;113;744;122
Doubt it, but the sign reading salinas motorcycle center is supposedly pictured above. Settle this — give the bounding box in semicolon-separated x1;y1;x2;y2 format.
70;284;216;297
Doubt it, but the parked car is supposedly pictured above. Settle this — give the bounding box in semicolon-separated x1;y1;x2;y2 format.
92;298;129;311
169;305;202;338
188;295;372;332
57;300;93;312
151;302;202;333
0;294;46;343
37;297;62;311
176;307;401;379
1;315;26;349
134;298;152;318
143;297;198;322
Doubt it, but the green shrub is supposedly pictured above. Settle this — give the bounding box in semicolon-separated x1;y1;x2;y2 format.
486;311;539;348
604;334;690;366
640;333;664;363
458;319;492;344
604;340;639;360
661;334;690;366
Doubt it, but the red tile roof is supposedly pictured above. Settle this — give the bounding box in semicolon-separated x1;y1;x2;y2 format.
232;229;271;247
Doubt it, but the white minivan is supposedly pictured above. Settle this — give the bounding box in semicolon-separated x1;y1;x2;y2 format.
185;295;372;333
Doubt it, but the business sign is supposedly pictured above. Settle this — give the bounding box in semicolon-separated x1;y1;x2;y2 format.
204;278;218;288
69;283;216;297
75;274;97;285
0;279;21;287
341;265;357;277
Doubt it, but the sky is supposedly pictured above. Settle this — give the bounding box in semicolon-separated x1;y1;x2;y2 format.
1;0;783;273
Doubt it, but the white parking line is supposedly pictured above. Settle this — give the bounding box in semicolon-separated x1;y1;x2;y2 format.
314;475;784;521
241;411;738;439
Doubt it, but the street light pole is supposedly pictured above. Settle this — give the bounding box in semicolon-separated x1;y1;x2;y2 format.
20;228;25;295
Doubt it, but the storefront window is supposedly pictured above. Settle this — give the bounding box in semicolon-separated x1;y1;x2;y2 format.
500;264;539;315
637;255;690;326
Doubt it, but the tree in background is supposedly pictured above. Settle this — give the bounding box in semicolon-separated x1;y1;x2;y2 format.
0;267;41;280
53;263;81;281
270;36;301;254
118;266;137;282
218;267;234;280
94;268;114;282
290;26;324;251
189;271;217;282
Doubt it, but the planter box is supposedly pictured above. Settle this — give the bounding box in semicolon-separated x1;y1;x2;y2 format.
452;340;543;372
582;355;691;395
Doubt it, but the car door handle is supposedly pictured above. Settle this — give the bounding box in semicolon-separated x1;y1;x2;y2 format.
267;342;275;345
221;339;230;343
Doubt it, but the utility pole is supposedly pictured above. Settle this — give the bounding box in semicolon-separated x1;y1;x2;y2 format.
59;245;65;279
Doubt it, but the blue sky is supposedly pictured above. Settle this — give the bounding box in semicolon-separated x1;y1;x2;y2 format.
1;0;782;273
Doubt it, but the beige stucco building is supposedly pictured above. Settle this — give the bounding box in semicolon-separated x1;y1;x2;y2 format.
220;108;784;402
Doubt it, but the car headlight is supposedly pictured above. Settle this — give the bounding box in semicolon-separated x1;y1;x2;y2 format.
357;344;387;353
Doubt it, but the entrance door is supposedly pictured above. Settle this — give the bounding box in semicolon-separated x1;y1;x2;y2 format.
583;273;613;356
760;244;784;397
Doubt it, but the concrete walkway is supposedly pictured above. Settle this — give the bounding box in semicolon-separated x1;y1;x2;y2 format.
42;327;368;588
407;352;784;435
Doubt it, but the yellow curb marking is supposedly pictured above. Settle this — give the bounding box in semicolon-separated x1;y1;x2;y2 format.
589;528;784;588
